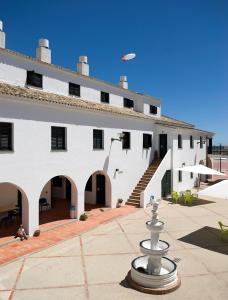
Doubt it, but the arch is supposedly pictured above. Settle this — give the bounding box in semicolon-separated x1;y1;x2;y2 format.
38;175;78;225
0;182;29;237
199;160;207;182
84;170;112;208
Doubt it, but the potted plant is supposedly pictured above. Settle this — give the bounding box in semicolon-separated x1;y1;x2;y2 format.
116;198;124;208
79;213;88;221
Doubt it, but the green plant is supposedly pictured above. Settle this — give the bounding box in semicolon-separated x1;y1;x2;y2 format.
171;191;179;204
79;213;88;221
118;198;123;204
183;193;193;206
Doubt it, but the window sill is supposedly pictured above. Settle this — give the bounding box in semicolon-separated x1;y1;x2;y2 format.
26;84;43;90
0;150;14;153
93;148;104;151
51;149;67;152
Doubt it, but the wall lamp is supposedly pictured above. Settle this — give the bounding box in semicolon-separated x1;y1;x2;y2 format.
111;132;125;142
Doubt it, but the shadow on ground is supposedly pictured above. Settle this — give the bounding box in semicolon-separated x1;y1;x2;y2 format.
178;226;228;255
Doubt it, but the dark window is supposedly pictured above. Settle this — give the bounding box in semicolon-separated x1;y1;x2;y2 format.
52;176;63;187
51;126;66;150
190;172;193;179
143;134;152;149
85;175;92;191
190;135;194;148
0;122;12;151
122;131;130;149
93;129;103;149
69;82;80;97
150;105;157;114
200;136;203;148
27;71;43;88
208;138;213;154
123;98;134;108
178;171;182;182
178;134;182;149
100;91;109;103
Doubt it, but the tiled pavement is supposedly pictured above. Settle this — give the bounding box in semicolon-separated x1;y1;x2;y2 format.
1;199;228;300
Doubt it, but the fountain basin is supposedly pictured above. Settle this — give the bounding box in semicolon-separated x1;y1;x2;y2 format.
140;239;169;256
146;220;164;232
131;255;178;289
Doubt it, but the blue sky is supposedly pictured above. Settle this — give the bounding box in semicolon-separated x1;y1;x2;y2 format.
1;0;228;144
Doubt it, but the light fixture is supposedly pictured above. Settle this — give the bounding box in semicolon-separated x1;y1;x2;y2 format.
111;132;125;142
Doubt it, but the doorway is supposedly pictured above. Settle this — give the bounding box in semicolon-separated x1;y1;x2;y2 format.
96;174;105;205
159;134;167;159
161;170;171;198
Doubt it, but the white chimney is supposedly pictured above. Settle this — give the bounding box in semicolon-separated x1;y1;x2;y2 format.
0;20;6;48
119;76;128;89
36;38;51;63
77;56;89;76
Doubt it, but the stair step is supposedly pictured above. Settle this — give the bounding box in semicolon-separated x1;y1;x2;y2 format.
127;198;140;204
131;192;141;196
129;195;140;200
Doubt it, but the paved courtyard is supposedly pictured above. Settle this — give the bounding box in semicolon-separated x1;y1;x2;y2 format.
0;198;228;300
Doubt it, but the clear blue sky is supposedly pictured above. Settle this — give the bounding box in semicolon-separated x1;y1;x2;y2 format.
1;0;228;144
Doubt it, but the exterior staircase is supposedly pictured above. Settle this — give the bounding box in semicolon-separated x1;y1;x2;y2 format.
126;159;161;207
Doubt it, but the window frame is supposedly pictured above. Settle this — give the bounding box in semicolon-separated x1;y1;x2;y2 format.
100;91;109;103
150;105;157;115
69;82;81;97
200;136;203;149
178;170;182;182
122;131;131;150
143;133;152;149
93;129;104;150
26;71;43;88
0;122;13;151
178;134;182;149
51;126;67;151
190;135;194;149
123;98;134;108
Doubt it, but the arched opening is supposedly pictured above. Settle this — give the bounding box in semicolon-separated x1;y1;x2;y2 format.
199;160;207;182
39;175;77;227
84;171;111;210
206;157;213;180
0;182;29;243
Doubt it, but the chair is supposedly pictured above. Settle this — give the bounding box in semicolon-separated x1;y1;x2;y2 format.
218;221;228;241
171;191;179;204
39;198;50;212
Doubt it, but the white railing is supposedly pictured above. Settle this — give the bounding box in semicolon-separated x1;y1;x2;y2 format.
140;149;172;208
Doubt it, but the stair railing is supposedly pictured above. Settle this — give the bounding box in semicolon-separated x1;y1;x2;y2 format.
140;149;172;208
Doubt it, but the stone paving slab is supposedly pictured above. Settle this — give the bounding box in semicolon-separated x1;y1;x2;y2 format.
0;199;228;299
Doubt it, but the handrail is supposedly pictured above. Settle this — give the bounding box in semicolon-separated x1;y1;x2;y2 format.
140;149;172;207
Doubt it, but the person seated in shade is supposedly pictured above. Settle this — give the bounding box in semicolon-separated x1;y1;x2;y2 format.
14;224;28;241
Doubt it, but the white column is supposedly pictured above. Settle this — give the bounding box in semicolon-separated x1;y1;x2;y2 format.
76;186;85;219
22;194;39;236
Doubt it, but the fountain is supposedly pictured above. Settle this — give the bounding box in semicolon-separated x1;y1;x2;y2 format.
127;197;181;294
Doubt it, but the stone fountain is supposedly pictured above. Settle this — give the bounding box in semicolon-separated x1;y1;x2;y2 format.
128;198;181;294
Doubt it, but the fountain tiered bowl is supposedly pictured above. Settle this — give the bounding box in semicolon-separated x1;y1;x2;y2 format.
128;200;181;294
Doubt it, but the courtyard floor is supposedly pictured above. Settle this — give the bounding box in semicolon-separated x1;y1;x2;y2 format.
0;198;228;300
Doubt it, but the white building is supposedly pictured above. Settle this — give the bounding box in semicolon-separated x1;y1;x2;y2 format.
0;21;213;235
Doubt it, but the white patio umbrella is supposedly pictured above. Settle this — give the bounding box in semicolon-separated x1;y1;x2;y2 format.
198;180;228;201
176;164;225;191
176;164;224;176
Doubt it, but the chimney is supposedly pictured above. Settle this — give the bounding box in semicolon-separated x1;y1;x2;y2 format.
119;76;128;89
77;56;89;76
0;20;6;48
36;39;51;63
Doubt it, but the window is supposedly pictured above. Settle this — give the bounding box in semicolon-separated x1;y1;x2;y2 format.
69;82;80;97
93;129;103;149
27;71;43;88
51;126;66;150
178;171;182;182
208;138;213;154
123;98;134;108
150;105;157;115
52;176;63;187
122;131;130;149
190;135;194;148
143;134;152;149
190;172;193;179
200;136;203;148
0;122;12;151
100;91;109;103
178;134;182;149
85;175;92;191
